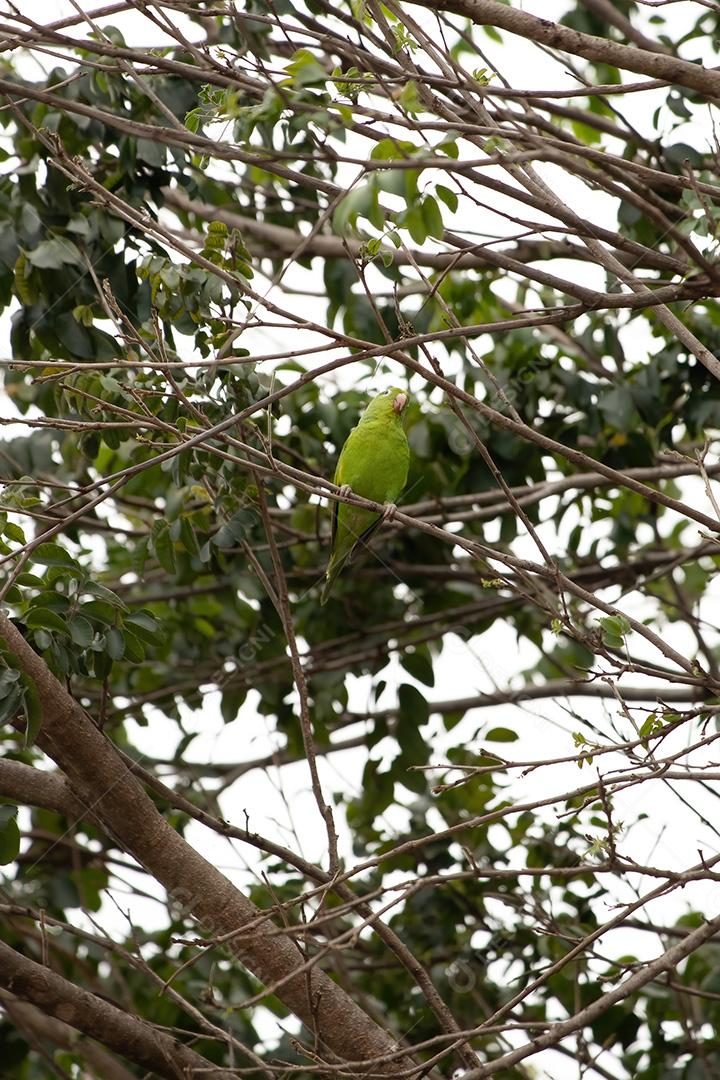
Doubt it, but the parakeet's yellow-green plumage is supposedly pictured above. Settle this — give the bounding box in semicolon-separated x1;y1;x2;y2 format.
321;387;410;605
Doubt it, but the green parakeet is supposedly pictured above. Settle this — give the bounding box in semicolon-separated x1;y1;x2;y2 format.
321;387;410;605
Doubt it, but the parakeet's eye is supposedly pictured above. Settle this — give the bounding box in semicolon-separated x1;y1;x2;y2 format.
382;389;391;395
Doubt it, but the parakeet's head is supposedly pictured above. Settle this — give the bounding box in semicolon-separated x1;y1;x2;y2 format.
363;386;409;422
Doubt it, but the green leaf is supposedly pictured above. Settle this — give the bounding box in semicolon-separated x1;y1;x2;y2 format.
85;581;129;610
421;195;444;239
105;627;125;661
213;508;256;548
23;676;43;748
136;138;166;166
442;710;465;731
639;714;663;740
185;107;201;134
26;237;83;269
124;610;160;644
404;205;427;245
32;543;79;570
436;184;458;213
152;520;177;574
598;386;639;431
397;682;429;728
221;686;247;724
570;119;602;145
25;608;68;634
598;615;631;647
485;727;518;743
400;647;435;687
81;600;118;625
283;48;328;88
179;516;200;557
121;629;146;663
93;648;113;679
3;521;26;543
15;574;44;587
69;616;94;647
333;182;377;236
0;807;20;865
371;138;418;162
0;669;23;725
398;80;422;115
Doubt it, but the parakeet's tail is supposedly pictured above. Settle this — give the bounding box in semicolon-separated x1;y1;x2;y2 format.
321;518;382;603
320;559;344;605
320;577;333;606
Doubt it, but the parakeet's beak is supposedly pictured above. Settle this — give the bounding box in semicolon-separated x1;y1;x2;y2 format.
393;392;408;415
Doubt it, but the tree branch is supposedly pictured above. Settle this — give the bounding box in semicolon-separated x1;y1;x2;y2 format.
420;0;720;97
0;614;409;1074
0;943;236;1080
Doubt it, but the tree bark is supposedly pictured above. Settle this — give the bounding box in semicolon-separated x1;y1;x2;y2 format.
0;946;235;1080
415;0;720;98
0;613;405;1074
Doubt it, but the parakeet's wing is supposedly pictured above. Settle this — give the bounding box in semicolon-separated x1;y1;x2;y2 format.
332;417;409;562
330;426;381;564
329;434;351;550
330;482;339;550
344;509;384;564
322;398;410;605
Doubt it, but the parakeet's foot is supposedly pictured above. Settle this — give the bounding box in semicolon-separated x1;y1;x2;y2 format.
338;484;352;499
381;502;398;524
